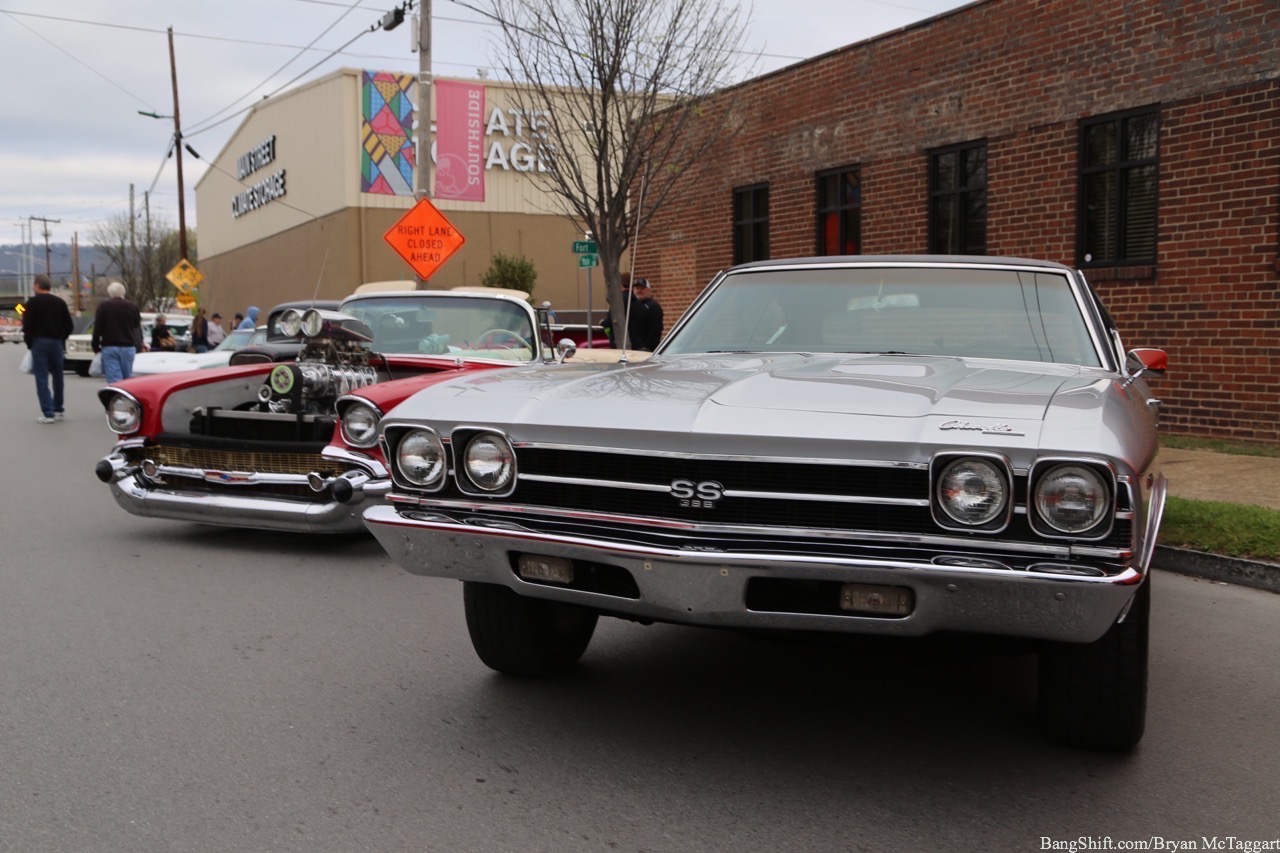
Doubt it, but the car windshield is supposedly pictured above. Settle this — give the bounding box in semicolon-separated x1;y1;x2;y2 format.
340;295;537;361
663;266;1102;367
213;328;256;352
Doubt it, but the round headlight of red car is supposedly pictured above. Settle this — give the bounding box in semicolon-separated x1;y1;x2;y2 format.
340;402;381;448
936;457;1008;526
1034;464;1109;533
105;393;142;434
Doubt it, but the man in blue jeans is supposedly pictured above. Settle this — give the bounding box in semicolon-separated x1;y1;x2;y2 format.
21;274;75;423
91;281;143;384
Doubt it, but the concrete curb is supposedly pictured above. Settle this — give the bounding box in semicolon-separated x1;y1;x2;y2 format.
1155;545;1280;594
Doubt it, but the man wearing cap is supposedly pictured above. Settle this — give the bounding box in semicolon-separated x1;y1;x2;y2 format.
22;273;74;423
631;278;664;351
207;312;227;346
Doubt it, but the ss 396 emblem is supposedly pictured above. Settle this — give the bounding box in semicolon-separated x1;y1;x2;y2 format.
670;479;724;508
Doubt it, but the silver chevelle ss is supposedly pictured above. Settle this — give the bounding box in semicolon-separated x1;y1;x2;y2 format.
364;256;1169;751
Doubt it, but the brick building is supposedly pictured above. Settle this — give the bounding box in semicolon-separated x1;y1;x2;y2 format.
635;0;1280;444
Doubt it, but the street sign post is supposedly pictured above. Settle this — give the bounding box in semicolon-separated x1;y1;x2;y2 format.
385;198;466;281
572;240;598;254
578;254;598;268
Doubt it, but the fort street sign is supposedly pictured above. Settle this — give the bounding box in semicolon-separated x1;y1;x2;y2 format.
384;198;466;280
166;258;204;294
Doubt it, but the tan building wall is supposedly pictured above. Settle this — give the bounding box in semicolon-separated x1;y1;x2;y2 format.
194;69;605;319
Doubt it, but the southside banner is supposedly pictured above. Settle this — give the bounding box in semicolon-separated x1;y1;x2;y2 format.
434;80;486;202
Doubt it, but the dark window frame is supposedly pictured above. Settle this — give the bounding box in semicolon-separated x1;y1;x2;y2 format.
815;165;862;256
928;139;988;256
1077;105;1160;268
733;183;770;264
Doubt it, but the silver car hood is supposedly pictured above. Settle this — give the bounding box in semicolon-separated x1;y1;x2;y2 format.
389;353;1136;461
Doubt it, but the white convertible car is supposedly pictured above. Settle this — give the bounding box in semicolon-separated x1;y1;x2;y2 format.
131;326;265;375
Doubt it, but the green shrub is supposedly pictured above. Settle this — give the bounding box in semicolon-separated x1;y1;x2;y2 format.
480;253;537;296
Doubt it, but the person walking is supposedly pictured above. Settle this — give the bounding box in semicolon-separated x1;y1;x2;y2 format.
631;278;664;351
620;273;652;351
190;308;210;352
91;281;143;384
207;312;227;346
22;273;74;423
238;306;259;330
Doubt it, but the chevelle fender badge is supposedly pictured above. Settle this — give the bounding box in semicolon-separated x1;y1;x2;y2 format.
939;419;1026;436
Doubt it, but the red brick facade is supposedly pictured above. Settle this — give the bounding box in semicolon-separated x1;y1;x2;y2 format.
636;0;1280;444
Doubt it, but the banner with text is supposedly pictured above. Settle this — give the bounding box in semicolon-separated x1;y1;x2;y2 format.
434;80;486;202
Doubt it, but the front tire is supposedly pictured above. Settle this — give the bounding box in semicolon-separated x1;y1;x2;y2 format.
463;582;597;677
1037;576;1150;752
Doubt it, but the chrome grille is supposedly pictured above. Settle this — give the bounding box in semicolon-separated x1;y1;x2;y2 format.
124;444;335;476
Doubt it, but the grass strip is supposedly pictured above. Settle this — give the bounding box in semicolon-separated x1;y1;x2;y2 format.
1160;434;1280;458
1159;495;1280;562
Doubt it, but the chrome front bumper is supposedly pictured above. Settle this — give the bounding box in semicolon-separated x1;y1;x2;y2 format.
96;452;392;534
363;505;1145;643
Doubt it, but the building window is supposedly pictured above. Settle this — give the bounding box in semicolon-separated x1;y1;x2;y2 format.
816;167;861;255
1078;106;1158;267
929;140;987;255
733;184;769;264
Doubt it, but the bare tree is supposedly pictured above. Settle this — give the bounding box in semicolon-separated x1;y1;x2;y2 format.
483;0;753;335
89;212;196;312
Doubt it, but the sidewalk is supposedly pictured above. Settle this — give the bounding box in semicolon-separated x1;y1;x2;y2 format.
1155;446;1280;593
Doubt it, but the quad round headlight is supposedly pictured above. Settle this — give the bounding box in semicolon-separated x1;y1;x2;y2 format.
1034;464;1109;533
105;393;143;434
277;308;303;338
396;429;446;488
340;402;381;448
935;457;1008;527
301;308;325;338
462;433;515;493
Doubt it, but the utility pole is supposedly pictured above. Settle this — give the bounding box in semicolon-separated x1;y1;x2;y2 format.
30;215;60;277
129;184;138;290
72;233;82;313
167;26;189;262
411;1;432;288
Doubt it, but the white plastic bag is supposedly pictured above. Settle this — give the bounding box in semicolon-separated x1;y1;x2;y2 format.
89;354;104;377
19;350;33;374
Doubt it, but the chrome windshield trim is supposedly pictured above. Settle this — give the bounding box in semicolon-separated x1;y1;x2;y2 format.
383;495;1075;556
516;473;930;506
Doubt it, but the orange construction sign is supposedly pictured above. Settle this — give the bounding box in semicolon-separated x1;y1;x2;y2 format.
384;198;466;280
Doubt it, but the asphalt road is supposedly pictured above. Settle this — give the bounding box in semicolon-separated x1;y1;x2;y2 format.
2;344;1278;852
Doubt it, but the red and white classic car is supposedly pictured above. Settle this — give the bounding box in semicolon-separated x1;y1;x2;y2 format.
93;286;627;533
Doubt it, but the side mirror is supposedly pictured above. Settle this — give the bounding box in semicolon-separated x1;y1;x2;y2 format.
1126;348;1167;379
556;338;578;363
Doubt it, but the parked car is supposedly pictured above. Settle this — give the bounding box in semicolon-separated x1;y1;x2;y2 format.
93;287;641;534
66;312;193;376
132;326;267;375
1;323;23;344
363;255;1169;752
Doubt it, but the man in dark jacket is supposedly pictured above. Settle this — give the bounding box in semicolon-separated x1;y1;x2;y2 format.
631;278;665;351
91;281;143;384
22;274;75;423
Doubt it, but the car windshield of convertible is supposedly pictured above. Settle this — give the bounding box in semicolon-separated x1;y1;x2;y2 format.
662;267;1102;367
342;296;536;359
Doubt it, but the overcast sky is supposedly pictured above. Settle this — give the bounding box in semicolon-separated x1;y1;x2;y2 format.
0;0;971;254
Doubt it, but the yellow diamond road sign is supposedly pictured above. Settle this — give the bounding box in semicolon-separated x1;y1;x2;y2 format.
166;259;204;294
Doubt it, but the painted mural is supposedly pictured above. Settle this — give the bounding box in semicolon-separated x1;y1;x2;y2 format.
361;71;416;196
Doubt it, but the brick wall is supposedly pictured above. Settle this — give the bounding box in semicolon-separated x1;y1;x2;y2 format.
637;0;1280;443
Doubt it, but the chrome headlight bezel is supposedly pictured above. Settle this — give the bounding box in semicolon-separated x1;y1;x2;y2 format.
930;452;1013;533
393;427;448;490
339;400;382;449
457;430;517;496
1030;459;1115;538
104;392;143;435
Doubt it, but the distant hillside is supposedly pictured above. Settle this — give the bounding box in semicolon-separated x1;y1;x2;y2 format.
0;243;120;281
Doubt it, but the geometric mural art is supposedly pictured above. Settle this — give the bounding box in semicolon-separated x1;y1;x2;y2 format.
361;70;416;196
